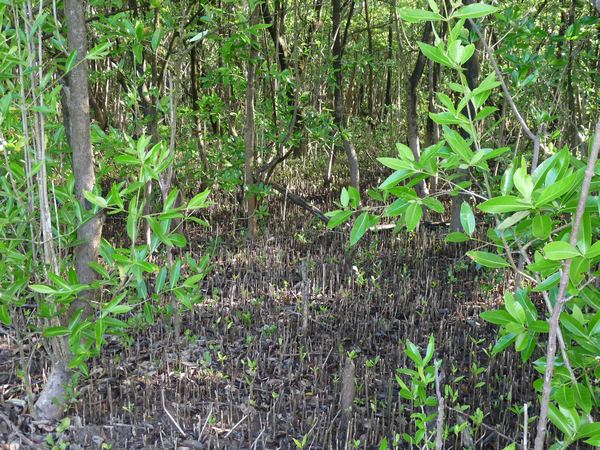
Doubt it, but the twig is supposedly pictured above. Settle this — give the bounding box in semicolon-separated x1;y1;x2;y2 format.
161;389;187;437
523;403;528;450
199;406;213;438
446;405;519;448
0;412;36;446
533;119;600;450
434;361;445;450
224;414;248;439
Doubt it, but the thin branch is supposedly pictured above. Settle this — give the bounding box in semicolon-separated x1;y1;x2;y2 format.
533;119;600;450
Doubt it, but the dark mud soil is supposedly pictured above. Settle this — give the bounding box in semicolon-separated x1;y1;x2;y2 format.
1;190;546;449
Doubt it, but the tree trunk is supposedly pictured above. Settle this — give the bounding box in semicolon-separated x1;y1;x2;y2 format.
383;16;394;119
450;11;479;231
190;45;210;178
244;1;259;239
35;0;104;421
407;23;432;198
332;0;359;189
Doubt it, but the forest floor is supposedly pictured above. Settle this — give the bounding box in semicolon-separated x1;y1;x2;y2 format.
1;177;543;449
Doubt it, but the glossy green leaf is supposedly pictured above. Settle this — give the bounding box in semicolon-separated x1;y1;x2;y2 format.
405;203;423;232
543;241;581;260
43;326;70;337
327;210;353;229
497;210;530;231
460;202;475;236
452;3;498;19
478;196;531;213
467;251;510;268
377;157;413;171
350;212;377;246
399;8;443;23
446;231;469;243
534;168;584;207
532;215;552;240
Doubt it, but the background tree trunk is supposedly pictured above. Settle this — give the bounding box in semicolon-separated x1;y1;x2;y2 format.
407;22;432;198
332;0;359;189
244;1;259;239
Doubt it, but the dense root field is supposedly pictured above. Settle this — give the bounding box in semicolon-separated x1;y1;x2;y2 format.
1;190;548;449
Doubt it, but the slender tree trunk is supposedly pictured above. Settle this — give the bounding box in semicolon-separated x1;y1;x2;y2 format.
450;13;479;231
244;1;258;239
190;45;209;177
364;0;374;118
35;0;104;421
332;0;359;189
407;23;432;197
383;16;393;119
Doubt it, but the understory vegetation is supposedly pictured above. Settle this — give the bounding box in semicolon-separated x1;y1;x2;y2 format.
0;0;599;449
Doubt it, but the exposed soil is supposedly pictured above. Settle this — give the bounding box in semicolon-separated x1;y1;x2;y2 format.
1;189;544;449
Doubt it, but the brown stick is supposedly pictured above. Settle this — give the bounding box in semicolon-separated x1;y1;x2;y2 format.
533;119;600;450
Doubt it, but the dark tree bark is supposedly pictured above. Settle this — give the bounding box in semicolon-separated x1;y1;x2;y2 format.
332;0;360;189
450;13;479;231
190;45;210;176
35;0;104;421
364;0;374;118
383;15;394;118
261;1;306;158
244;1;259;239
407;22;432;197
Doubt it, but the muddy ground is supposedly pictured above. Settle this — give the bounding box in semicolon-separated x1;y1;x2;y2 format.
1;188;548;449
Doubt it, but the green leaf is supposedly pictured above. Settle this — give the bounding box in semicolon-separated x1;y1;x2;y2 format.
467;251;510;269
29;284;58;294
513;160;533;201
0;304;11;326
497;210;530;231
460;202;475;236
170;260;182;289
114;154;140;166
452;3;498;19
350;212;377;246
396;143;415;161
405;203;423;232
65;50;78;73
532;215;552;240
443;126;474;162
543;241;581;260
446;231;469;243
586;241;600;259
422;197;444;213
84;191;108;209
169;233;187;248
188;189;210;209
399;8;443;23
405;340;423;365
480;309;513;325
492;333;516;355
126;198;138;243
327;210;353;229
534;168;584;207
547;403;575;437
384;198;409;217
533;271;560;292
377;157;413;171
379;170;413;190
43;326;70;337
347;186;360;208
340;187;349;208
504;292;525;324
417;42;455;68
478;196;531;213
475;106;498;121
